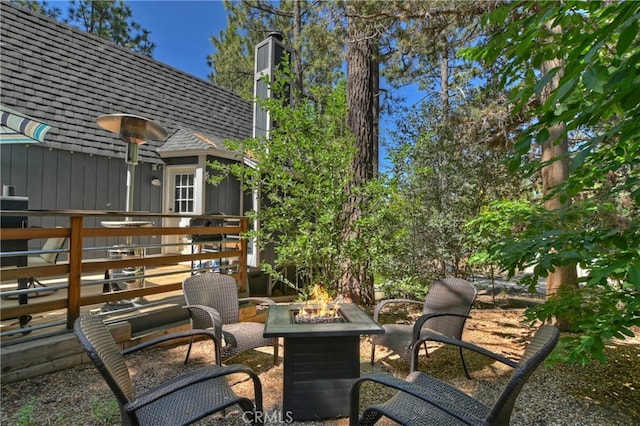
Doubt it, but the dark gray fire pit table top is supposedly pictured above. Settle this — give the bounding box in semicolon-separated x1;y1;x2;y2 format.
263;303;384;338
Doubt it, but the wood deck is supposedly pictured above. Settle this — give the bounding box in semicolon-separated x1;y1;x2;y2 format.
1;264;192;339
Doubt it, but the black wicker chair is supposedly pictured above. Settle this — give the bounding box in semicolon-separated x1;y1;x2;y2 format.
74;313;263;425
351;325;559;426
371;278;478;376
183;272;279;365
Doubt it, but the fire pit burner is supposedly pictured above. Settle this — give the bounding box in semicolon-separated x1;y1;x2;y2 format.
264;303;384;420
292;306;344;324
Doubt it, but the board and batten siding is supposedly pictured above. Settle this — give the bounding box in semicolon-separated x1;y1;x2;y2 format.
1;143;163;257
1;144;161;212
204;156;244;216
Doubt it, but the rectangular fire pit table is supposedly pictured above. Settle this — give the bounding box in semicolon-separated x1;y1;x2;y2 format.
263;303;384;421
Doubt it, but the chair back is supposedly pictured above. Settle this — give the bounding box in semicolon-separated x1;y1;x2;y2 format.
74;314;133;406
183;273;240;324
422;278;477;339
485;325;559;425
39;234;67;264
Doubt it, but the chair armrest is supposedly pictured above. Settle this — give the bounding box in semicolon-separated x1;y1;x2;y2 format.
183;304;223;333
125;363;263;413
373;298;424;321
122;329;221;357
412;312;471;342
239;296;276;306
411;333;518;371
350;372;487;426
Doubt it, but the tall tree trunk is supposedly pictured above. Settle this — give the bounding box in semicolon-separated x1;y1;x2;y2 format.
341;8;377;303
539;21;579;332
346;34;375;185
372;52;379;175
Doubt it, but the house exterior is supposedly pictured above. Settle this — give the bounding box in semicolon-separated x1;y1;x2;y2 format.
0;3;261;262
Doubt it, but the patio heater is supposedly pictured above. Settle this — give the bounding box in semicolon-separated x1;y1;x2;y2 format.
96;114;167;310
96;113;168;215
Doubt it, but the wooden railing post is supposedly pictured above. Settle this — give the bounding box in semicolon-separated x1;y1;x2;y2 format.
67;215;84;328
240;217;249;291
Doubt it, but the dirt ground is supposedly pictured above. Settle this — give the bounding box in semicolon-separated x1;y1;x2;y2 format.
1;308;639;425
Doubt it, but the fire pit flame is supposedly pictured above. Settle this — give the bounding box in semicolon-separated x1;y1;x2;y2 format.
295;285;342;324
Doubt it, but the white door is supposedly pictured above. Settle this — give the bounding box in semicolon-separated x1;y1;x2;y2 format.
163;166;201;254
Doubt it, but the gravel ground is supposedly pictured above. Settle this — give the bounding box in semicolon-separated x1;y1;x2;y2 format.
2;308;638;425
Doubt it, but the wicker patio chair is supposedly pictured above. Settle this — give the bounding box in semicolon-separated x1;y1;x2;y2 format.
371;278;478;376
74;313;263;426
183;272;279;365
351;325;560;426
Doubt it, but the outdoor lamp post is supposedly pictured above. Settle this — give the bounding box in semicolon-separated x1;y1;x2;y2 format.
96;113;168;213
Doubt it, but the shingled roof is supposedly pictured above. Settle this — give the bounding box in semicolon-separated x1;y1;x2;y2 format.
159;128;226;153
0;2;252;164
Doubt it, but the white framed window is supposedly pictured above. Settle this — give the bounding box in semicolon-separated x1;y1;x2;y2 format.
173;173;195;214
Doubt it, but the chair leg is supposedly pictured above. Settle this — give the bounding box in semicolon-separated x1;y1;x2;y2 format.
28;277;48;288
459;346;471;379
237;399;259;424
25;277;58;298
184;336;194;365
412;342;429;371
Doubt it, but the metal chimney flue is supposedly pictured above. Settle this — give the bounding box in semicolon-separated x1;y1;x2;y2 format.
252;32;291;139
267;31;283;42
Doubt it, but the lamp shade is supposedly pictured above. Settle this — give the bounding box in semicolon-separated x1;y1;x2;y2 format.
96;113;167;144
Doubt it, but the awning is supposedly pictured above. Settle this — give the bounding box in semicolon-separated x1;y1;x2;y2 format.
0;104;52;144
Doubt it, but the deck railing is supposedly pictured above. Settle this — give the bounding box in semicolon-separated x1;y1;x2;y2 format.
0;210;248;342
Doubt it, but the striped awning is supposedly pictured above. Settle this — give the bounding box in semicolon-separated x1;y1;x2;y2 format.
0;104;52;144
